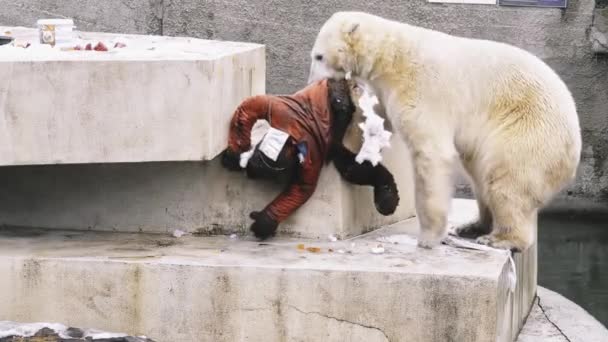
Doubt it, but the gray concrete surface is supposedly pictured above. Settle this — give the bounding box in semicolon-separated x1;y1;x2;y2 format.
590;7;608;53
517;287;608;342
3;0;604;201
0;199;534;342
0;26;265;165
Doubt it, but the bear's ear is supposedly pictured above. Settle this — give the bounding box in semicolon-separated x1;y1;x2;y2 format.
348;23;360;35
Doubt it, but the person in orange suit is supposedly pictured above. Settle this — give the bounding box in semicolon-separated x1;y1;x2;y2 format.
221;78;399;240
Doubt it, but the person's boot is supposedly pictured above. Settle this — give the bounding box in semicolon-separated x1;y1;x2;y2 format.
373;169;400;216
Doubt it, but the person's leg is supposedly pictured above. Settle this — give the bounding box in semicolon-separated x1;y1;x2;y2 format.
332;145;399;215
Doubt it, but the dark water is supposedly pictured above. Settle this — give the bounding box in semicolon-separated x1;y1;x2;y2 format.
538;211;608;326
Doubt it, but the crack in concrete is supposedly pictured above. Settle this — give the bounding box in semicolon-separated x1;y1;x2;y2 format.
537;296;572;342
287;304;390;341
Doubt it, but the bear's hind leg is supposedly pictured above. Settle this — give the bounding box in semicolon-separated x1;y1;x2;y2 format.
476;176;537;252
454;183;493;239
332;145;400;215
455;195;493;238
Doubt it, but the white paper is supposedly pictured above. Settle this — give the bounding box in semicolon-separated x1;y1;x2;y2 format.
258;127;290;162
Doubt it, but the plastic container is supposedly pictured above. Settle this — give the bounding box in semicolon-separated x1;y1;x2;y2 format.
0;36;14;46
37;19;75;46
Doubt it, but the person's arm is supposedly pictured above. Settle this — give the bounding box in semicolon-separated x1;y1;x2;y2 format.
249;142;321;239
221;96;271;170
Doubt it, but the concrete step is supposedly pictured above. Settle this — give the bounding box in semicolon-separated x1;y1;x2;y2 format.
0;199;536;342
0;26;265;165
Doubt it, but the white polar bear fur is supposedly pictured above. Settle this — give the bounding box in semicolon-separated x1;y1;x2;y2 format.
308;11;582;251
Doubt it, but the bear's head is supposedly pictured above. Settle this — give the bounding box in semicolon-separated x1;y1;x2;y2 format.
308;12;367;84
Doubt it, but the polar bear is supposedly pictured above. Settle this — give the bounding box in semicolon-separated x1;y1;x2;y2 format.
308;11;581;252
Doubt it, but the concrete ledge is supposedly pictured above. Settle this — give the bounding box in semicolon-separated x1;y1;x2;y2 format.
0;26;265;165
517;287;608;342
0;199;534;342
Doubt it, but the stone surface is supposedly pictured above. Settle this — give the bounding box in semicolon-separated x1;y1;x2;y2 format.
517;287;608;342
590;7;608;53
0;129;415;239
0;199;534;342
0;26;265;165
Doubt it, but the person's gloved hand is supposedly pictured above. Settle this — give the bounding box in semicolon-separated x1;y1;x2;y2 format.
249;210;278;240
221;148;242;171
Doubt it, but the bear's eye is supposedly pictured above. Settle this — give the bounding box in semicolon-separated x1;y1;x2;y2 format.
314;54;323;61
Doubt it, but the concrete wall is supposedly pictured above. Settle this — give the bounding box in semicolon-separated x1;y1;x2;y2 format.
1;0;607;201
0;137;415;239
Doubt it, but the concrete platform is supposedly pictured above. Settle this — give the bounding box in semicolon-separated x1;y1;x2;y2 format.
517;287;608;342
0;26;265;165
0;199;534;342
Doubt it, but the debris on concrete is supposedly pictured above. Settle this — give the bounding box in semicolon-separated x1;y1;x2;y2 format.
377;234;417;246
112;36;129;49
0;26;234;61
371;244;385;254
0;321;155;341
171;229;186;238
295;243;325;253
327;234;338;242
229;233;238;239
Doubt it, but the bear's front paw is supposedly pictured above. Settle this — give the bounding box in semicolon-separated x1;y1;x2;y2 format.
221;148;242;171
417;229;446;249
249;211;278;240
